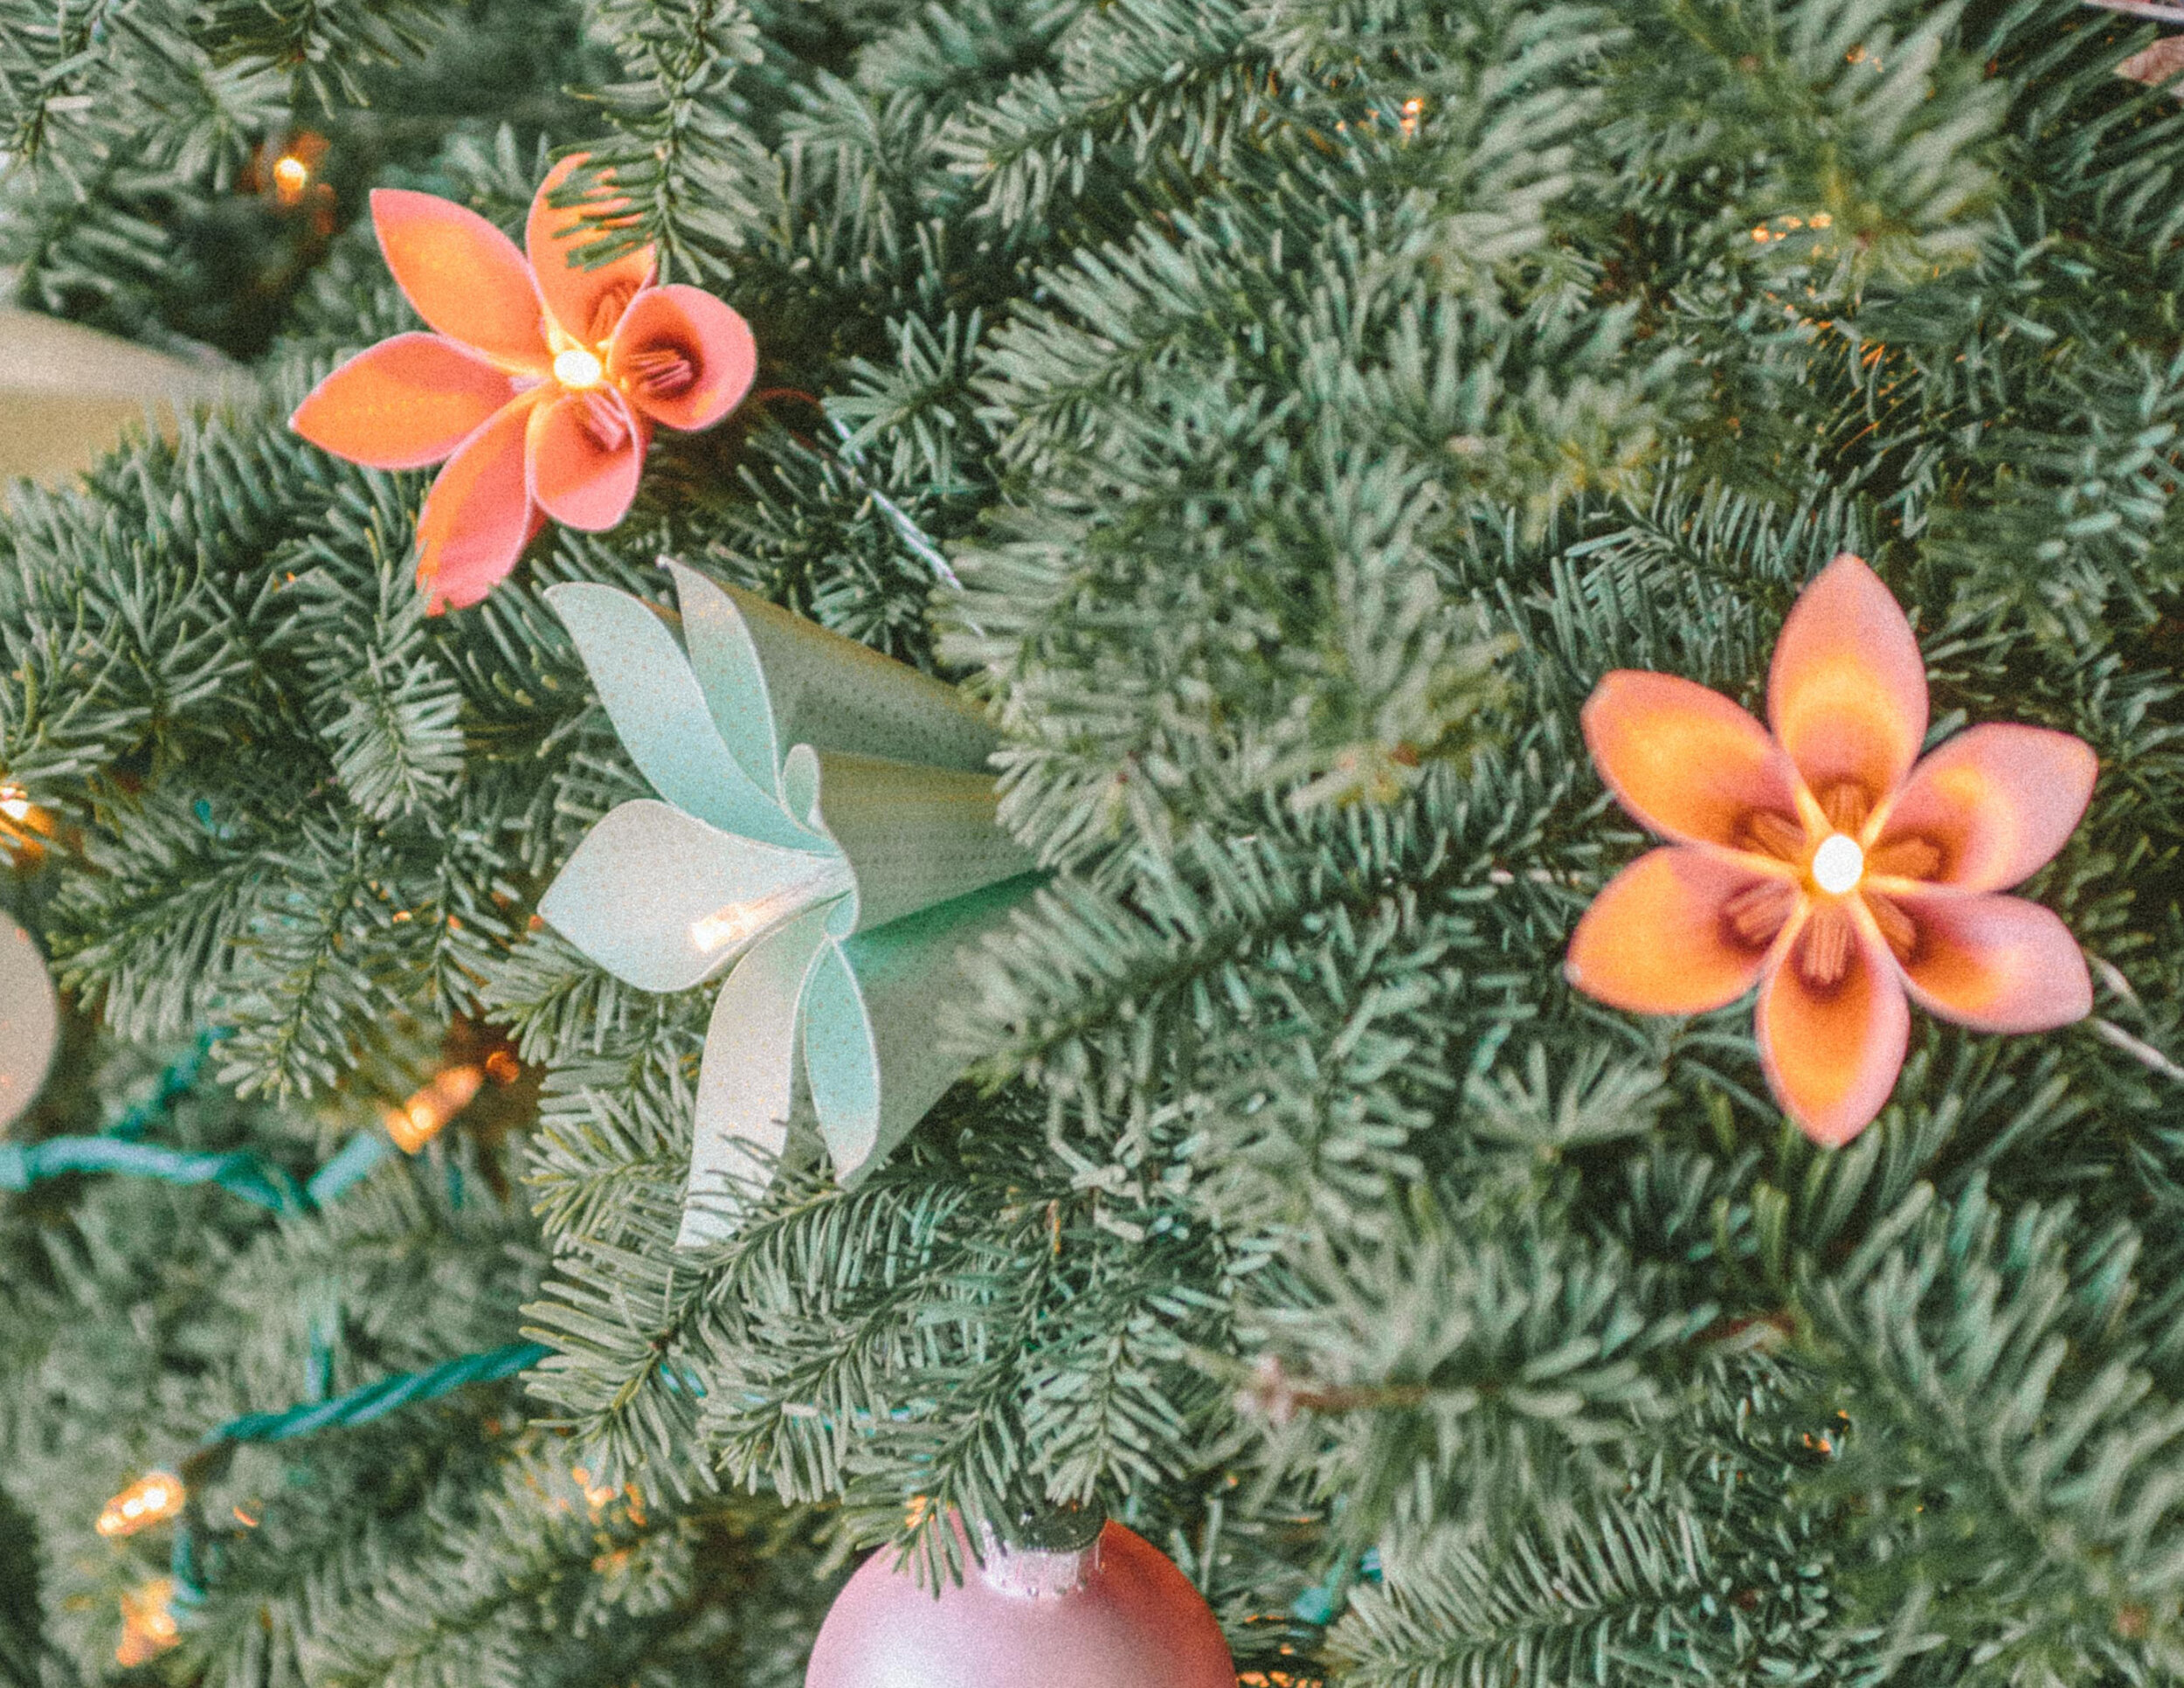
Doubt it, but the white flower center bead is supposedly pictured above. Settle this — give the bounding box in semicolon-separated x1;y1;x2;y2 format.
1810;832;1864;896
553;347;605;390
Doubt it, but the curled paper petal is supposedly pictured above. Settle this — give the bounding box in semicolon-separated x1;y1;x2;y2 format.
527;155;656;349
527;388;646;532
1581;672;1802;851
681;904;835;1249
1565;847;1780;1015
1757;912;1910;1147
0;912;59;1133
290;334;516;470
1893;891;2092;1034
609;285;757;432
415;391;545;612
537;799;850;993
1768;553;1928;811
548;582;827;851
1876;725;2097;893
370;190;550;375
821;875;1044;1183
667;563;1000;780
795;747;1041;933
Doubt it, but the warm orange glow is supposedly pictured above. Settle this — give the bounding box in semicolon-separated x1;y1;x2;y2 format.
115;1579;180;1666
96;1472;184;1539
384;1064;483;1153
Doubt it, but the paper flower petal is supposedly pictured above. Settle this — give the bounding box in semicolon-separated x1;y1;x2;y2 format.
1565;846;1781;1013
289;333;517;470
527;388;646;531
0;911;59;1133
1892;890;2092;1033
537;798;851;993
527;155;657;349
547;583;830;852
1757;916;1911;1146
681;905;836;1248
370;190;551;374
796;747;1040;933
667;563;1003;780
608;284;757;431
1767;553;1929;813
1581;672;1803;850
823;875;1043;1182
415;393;544;613
1874;724;2097;892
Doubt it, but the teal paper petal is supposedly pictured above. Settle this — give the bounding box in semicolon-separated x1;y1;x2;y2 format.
681;904;836;1249
662;560;782;799
800;940;881;1177
821;873;1044;1184
538;799;850;993
667;560;1000;775
548;581;819;852
0;912;58;1132
796;746;1041;933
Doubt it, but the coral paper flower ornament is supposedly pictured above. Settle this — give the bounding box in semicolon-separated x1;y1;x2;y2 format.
291;156;757;612
538;564;1041;1245
1566;554;2095;1146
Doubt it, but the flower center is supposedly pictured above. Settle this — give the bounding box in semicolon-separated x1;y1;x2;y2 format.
554;347;605;391
1811;832;1863;896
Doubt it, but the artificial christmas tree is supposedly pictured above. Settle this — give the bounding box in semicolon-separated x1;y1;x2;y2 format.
8;1;2184;1685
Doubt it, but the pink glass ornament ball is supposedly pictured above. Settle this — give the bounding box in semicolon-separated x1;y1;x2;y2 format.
806;1521;1237;1688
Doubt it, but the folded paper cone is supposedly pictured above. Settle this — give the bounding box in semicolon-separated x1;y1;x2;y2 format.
0;308;242;488
668;561;1000;778
812;874;1044;1183
0;913;59;1132
798;749;1040;933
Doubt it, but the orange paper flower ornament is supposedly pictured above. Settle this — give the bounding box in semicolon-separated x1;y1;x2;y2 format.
291;156;757;612
1566;554;2096;1146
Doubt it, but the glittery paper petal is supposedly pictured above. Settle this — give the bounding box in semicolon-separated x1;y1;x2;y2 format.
678;904;835;1249
608;285;757;431
526;155;656;349
291;334;517;470
1876;724;2098;893
1757;915;1910;1148
1581;671;1804;849
536;798;848;993
1565;846;1782;1015
370;190;550;374
1892;889;2092;1034
1768;553;1929;812
546;582;822;851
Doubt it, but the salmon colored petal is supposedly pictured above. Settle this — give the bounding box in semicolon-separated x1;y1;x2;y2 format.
371;190;550;374
1768;553;1928;814
526;389;646;532
1890;889;2091;1034
1757;914;1909;1147
1581;672;1805;850
606;284;757;431
1874;724;2096;892
414;392;543;612
289;334;518;469
528;154;656;348
1565;847;1783;1014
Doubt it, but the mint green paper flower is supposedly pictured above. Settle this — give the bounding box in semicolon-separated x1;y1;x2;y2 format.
539;563;1040;1245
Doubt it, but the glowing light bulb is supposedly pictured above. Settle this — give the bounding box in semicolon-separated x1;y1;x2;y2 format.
384;1063;484;1154
1811;833;1864;896
116;1579;180;1666
97;1472;184;1538
553;348;605;390
272;155;311;201
0;785;30;822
